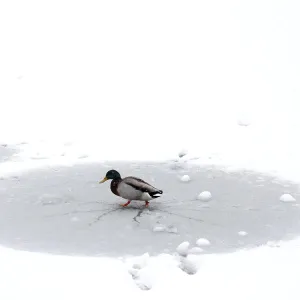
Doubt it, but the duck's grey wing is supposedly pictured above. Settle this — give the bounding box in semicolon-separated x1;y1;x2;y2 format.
123;176;163;195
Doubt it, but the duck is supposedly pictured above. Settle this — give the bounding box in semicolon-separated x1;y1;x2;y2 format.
99;169;163;207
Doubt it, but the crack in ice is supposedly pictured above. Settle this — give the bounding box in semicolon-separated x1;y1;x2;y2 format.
89;207;122;226
132;209;144;224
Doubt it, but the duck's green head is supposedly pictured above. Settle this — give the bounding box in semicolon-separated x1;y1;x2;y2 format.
99;169;121;183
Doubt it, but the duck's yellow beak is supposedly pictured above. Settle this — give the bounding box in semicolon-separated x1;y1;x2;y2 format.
99;176;108;183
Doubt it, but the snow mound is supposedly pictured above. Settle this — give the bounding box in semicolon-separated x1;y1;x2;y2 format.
180;175;190;182
178;149;188;158
196;238;211;246
131;253;150;270
180;256;199;275
237;118;251;127
176;241;190;256
280;193;296;202
131;253;182;290
197;191;212;201
238;231;248;236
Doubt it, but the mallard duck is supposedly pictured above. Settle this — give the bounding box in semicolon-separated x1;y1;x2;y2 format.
99;169;163;207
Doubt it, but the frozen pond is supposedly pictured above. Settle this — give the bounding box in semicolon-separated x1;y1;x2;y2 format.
0;160;299;257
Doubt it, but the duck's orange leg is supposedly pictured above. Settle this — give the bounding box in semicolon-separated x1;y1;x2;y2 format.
121;200;131;207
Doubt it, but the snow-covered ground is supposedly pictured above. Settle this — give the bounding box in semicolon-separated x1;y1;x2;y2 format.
1;238;300;299
1;0;300;299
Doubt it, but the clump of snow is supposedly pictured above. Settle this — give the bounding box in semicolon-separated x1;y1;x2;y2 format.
128;268;139;279
152;224;178;234
197;191;212;201
178;149;188;158
237;111;252;127
176;241;190;256
238;231;248;236
189;247;204;254
130;253;181;291
166;225;178;234
237;118;251;127
131;253;150;270
180;175;190;182
196;238;211;246
180;256;199;275
153;225;166;232
280;193;296;202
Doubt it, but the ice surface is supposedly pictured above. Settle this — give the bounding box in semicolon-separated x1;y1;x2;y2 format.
0;163;299;257
280;194;296;203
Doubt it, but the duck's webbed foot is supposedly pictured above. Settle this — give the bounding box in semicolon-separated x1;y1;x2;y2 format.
120;200;131;207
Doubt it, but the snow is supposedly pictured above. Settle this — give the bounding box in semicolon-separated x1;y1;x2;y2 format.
280;194;296;203
266;241;281;248
180;175;191;182
178;149;188;158
0;245;138;299
196;238;211;247
179;256;199;275
238;231;248;236
197;191;212;201
153;224;178;234
237;113;252;127
1;239;300;298
131;253;150;270
237;119;251;127
189;247;204;254
152;225;166;232
1;0;300;299
176;241;190;256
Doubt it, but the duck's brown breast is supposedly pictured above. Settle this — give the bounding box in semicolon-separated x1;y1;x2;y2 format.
110;179;121;196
